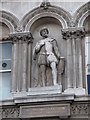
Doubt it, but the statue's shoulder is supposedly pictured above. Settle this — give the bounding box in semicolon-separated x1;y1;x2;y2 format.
37;39;44;44
49;38;56;42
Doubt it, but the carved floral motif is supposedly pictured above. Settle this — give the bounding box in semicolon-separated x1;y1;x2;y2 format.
62;28;85;40
1;107;19;118
10;32;33;44
71;104;90;115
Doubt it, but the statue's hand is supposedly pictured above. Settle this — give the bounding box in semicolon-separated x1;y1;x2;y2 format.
40;41;45;46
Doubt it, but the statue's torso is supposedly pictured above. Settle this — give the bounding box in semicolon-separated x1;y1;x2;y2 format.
38;38;58;65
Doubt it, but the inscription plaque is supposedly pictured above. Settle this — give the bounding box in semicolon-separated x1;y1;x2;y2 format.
20;104;70;118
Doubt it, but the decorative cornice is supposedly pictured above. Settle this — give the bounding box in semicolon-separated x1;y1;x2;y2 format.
62;27;85;40
10;32;33;44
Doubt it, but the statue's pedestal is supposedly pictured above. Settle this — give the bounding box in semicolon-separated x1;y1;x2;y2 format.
64;87;86;95
28;85;62;96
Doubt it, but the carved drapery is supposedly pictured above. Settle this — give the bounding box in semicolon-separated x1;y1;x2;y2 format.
10;32;33;94
62;27;85;94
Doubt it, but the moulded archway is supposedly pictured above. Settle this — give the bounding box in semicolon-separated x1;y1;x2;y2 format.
0;11;20;33
21;4;72;31
74;2;90;27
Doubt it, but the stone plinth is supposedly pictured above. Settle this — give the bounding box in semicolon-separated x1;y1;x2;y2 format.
28;85;62;96
64;88;86;95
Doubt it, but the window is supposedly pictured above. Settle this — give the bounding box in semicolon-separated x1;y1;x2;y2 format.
0;42;12;100
85;36;90;94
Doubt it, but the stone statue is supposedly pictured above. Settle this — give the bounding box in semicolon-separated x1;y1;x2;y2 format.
33;28;61;86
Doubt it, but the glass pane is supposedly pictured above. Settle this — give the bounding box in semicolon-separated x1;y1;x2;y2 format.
0;42;12;60
0;42;12;71
88;65;90;73
0;72;11;100
0;43;2;60
88;43;90;64
0;59;11;70
87;75;90;94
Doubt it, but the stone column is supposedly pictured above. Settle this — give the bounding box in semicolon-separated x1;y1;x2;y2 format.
10;36;18;93
21;33;33;92
75;29;85;88
72;36;77;88
27;37;33;88
62;27;86;95
62;29;73;92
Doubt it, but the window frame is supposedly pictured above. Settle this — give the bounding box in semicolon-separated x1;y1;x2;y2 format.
85;35;90;94
0;40;12;100
0;40;12;73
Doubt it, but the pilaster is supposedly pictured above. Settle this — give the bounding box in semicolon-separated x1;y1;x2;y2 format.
62;27;86;95
9;32;33;98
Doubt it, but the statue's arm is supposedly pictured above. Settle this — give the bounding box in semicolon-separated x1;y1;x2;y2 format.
33;42;40;60
53;39;60;59
33;41;45;60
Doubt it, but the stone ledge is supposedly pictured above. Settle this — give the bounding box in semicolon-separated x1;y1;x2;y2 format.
14;94;74;104
1;94;90;106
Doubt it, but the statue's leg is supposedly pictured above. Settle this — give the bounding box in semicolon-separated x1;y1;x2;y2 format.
40;65;46;86
50;62;57;85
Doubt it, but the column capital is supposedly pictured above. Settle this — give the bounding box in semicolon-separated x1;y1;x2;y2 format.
10;32;33;44
1;36;11;41
62;27;85;40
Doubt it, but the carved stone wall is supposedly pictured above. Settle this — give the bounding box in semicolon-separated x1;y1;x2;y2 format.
0;102;90;120
71;103;90;116
0;107;19;119
0;1;90;120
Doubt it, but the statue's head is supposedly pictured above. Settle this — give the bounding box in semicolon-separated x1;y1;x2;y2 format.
40;27;49;38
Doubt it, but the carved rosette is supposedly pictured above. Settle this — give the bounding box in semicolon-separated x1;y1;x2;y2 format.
62;27;85;40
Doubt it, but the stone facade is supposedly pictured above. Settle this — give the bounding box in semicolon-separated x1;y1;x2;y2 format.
0;0;90;120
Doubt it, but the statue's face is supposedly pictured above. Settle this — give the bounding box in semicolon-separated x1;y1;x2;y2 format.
40;29;48;38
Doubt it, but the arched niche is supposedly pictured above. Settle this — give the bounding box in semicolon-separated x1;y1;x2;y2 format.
83;15;90;34
30;16;66;57
30;16;66;90
0;23;10;39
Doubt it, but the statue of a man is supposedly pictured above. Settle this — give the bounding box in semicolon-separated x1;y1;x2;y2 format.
33;28;60;86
